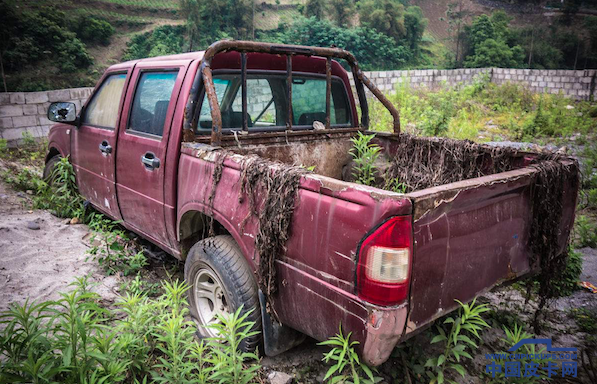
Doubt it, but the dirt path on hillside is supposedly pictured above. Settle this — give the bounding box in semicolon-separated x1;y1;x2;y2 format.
0;179;121;312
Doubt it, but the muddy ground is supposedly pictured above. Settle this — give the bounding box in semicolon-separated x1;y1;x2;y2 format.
0;163;596;383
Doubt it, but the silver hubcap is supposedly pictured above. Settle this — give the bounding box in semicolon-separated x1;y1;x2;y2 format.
193;267;229;336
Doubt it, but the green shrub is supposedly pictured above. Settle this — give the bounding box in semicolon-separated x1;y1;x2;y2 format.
550;249;583;297
576;215;597;248
318;324;380;383
349;132;381;186
72;16;115;46
0;4;93;74
485;324;552;383
425;298;490;384
123;25;185;61
0;278;262;384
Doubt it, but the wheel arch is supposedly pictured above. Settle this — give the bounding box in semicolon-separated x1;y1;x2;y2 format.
177;203;254;268
45;146;62;163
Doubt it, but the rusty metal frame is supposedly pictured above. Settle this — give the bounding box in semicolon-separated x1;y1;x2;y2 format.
182;40;401;145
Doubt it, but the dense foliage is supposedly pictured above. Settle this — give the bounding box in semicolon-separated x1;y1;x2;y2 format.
0;2;92;73
179;0;253;49
462;12;525;68
369;74;597;141
0;0;115;91
258;17;411;70
458;9;597;69
123;25;186;61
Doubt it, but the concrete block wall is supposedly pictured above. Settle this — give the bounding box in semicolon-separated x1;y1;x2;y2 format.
0;67;595;143
0;87;92;143
491;68;596;100
349;68;595;101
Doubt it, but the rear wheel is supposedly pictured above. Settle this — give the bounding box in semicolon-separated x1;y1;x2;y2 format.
184;235;262;351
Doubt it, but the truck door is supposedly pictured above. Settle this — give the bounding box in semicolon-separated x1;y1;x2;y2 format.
115;61;187;249
71;71;130;219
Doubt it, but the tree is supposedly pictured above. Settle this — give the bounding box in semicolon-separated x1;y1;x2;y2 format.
358;0;426;59
359;0;406;42
303;0;326;20
328;0;355;27
445;1;469;65
464;38;524;68
462;12;525;68
264;17;411;70
179;0;252;49
403;6;427;56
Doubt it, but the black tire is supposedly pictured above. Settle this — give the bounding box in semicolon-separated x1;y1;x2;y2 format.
184;235;262;352
43;155;61;183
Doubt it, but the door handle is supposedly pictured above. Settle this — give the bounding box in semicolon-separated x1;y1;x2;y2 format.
99;140;112;155
141;152;160;170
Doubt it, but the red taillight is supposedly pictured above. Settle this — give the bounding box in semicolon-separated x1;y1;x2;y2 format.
356;216;412;306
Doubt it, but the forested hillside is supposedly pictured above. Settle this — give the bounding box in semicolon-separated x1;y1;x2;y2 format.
0;0;595;91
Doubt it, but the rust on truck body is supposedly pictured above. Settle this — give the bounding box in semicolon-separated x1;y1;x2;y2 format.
45;40;579;366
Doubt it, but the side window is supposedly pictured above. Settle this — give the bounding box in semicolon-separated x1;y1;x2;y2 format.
128;71;179;137
83;74;127;129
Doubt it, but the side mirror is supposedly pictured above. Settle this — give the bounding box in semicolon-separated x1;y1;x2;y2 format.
47;102;77;124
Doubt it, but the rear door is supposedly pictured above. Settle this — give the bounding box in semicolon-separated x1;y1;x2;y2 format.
115;61;188;249
71;71;130;219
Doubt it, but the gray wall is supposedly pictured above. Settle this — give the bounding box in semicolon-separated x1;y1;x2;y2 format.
0;88;92;143
1;67;595;143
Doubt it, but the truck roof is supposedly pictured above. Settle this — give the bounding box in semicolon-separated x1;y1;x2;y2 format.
107;50;349;79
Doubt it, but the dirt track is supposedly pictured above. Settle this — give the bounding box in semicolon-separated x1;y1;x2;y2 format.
0;178;121;312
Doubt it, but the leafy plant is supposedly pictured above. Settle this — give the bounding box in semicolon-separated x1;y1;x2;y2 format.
318;324;380;383
485;324;552;383
385;178;408;193
204;307;261;384
425;298;490;384
41;157;86;219
349;132;381;186
576;215;597;248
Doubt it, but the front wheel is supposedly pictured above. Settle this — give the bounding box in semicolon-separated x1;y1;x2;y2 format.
184;235;262;352
43;154;61;184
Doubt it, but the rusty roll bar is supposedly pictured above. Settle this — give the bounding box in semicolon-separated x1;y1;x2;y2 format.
182;40;401;145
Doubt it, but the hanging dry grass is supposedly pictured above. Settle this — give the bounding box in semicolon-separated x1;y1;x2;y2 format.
380;134;521;192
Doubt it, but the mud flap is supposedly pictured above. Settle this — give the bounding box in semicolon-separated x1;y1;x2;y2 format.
258;290;306;356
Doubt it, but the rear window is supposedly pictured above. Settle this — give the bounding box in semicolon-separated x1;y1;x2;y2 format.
197;72;352;133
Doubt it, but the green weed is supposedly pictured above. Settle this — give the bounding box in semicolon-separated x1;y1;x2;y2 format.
485;324;552;383
204;307;261;384
349;132;381;186
425;298;491;384
369;78;597;142
318;324;380;383
576;215;597;248
0;278;262;384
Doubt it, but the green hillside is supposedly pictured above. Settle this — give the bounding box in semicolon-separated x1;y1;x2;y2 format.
1;0;595;91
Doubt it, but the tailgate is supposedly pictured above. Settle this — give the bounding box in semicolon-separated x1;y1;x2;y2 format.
404;165;577;333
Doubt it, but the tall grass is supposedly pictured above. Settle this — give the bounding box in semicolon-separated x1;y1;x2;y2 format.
369;75;596;142
0;278;261;384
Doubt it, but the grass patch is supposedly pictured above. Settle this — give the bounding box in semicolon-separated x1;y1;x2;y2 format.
369;75;597;142
0;277;261;383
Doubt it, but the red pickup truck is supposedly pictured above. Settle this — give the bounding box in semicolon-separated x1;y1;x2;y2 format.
44;41;578;366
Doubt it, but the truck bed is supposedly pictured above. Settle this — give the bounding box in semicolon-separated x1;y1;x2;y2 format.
181;130;578;361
